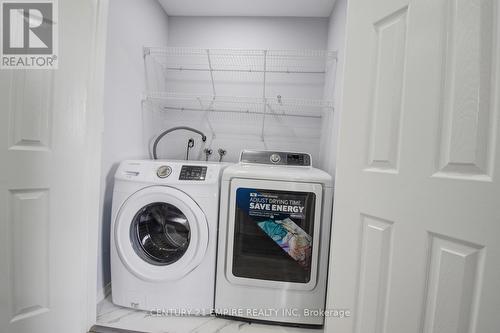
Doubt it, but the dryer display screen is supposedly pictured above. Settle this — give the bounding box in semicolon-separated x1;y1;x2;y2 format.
179;166;207;181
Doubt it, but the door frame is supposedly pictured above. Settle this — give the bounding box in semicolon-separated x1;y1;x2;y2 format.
81;0;109;330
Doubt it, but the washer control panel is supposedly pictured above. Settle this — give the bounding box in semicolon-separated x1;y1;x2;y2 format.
179;165;207;181
240;150;311;167
117;161;224;184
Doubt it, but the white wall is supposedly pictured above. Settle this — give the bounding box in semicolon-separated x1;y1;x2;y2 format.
149;17;330;165
97;0;169;298
320;0;347;175
167;17;329;49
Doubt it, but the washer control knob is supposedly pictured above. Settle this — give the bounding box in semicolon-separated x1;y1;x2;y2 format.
270;153;281;164
157;165;172;178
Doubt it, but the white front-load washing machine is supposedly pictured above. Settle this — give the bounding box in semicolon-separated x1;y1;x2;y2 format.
215;151;333;327
111;160;226;314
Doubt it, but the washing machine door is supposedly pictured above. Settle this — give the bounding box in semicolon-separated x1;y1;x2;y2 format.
114;185;208;281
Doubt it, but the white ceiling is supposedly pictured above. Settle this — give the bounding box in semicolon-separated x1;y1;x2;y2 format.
158;0;336;18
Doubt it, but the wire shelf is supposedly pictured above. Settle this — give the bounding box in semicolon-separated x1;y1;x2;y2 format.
145;47;337;74
144;92;333;119
143;47;337;135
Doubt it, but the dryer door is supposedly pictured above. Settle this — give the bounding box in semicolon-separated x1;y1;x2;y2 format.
114;186;208;281
226;178;323;291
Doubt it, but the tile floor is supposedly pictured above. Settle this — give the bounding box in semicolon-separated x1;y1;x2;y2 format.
95;297;323;333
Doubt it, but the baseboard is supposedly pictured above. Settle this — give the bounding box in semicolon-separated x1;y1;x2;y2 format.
96;283;111;303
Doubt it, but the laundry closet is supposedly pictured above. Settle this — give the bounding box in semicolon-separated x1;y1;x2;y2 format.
96;0;346;331
0;0;498;332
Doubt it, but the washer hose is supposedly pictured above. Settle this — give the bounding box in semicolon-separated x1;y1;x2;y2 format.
152;126;207;160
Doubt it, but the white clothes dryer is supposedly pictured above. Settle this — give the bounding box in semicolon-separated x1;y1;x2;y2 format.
111;160;226;314
215;151;333;327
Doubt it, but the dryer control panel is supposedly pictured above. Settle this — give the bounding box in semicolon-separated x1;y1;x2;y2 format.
240;150;311;167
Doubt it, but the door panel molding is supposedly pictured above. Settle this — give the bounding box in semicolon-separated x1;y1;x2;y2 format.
366;6;408;173
355;215;394;333
8;189;50;323
434;0;498;181
8;71;54;152
422;233;485;333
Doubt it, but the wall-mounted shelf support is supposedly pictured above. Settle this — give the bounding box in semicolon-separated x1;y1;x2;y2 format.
206;49;217;98
261;50;268;143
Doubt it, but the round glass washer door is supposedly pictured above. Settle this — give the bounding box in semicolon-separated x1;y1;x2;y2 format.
114;186;208;282
130;202;190;266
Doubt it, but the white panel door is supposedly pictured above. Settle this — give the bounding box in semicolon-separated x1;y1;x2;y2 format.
327;0;500;332
0;0;105;332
